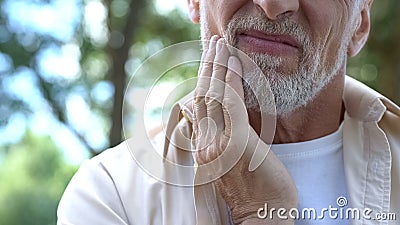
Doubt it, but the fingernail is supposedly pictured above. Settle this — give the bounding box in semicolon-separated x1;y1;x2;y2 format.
208;36;216;49
216;39;223;52
213;35;220;45
211;35;218;43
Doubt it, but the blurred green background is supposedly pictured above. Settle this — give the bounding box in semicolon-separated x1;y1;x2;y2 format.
0;0;399;224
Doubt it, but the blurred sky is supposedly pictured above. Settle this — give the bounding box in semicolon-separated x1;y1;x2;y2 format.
1;0;188;164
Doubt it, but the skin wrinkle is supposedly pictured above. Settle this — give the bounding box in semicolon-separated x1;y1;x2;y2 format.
321;3;348;69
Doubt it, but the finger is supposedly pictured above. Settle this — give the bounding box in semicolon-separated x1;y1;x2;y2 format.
192;46;208;139
196;35;218;95
194;35;219;133
249;137;271;171
223;57;270;172
197;38;210;78
201;34;212;52
205;39;230;132
193;43;208;137
223;56;245;136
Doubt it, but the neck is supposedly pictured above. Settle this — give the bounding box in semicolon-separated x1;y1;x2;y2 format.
249;73;345;144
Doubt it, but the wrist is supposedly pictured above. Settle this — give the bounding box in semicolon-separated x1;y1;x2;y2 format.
238;217;295;225
231;199;298;225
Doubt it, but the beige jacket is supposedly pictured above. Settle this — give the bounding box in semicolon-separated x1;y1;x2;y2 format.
57;76;400;225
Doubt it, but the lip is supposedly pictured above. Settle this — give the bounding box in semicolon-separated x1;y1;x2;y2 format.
237;29;300;56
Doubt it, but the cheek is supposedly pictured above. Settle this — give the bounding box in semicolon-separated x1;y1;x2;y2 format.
302;0;351;63
203;0;247;36
302;1;346;41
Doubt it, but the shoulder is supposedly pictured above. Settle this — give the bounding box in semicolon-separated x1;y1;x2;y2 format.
379;106;400;154
344;76;400;122
57;141;152;225
58;131;197;224
344;75;400;154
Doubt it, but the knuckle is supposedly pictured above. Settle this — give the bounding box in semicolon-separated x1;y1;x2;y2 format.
202;61;214;71
194;97;204;108
205;100;221;113
212;64;226;75
205;90;221;101
205;91;222;106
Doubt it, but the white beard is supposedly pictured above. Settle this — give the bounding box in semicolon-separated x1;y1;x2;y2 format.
200;5;352;116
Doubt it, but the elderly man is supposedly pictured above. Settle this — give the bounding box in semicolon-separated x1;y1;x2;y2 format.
58;0;400;224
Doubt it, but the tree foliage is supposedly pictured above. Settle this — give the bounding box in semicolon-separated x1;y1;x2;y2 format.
0;0;199;156
0;131;77;225
347;1;400;103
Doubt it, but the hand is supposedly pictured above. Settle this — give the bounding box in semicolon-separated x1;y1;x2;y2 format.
192;36;298;225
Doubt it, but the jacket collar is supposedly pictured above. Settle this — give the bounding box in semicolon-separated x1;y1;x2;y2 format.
344;76;400;122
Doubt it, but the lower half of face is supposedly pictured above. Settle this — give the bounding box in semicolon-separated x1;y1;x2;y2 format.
200;7;353;115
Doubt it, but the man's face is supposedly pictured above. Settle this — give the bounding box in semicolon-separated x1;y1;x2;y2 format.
198;0;361;115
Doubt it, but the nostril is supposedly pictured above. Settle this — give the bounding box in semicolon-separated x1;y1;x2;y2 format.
253;0;299;20
281;10;295;17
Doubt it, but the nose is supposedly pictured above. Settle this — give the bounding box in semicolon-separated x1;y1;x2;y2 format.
253;0;299;20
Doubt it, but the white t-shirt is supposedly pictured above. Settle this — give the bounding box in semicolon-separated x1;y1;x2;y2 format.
271;124;349;224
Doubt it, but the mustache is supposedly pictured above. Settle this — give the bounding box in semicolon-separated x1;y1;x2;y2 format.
223;15;312;51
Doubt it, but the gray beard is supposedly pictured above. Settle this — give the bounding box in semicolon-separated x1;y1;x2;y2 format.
200;7;351;116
